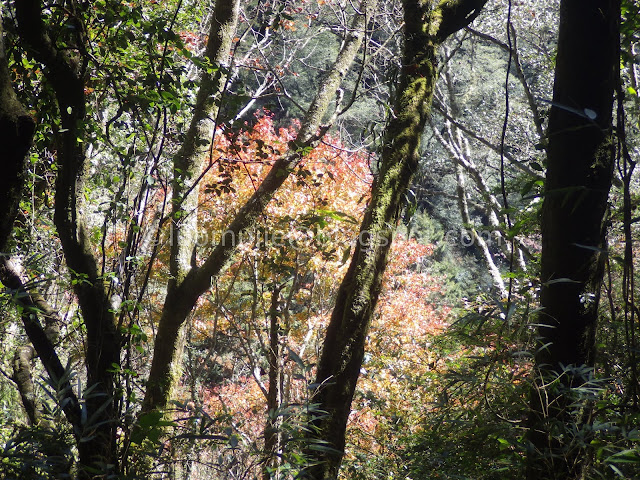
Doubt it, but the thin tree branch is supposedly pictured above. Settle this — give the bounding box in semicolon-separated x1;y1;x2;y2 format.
433;100;544;179
143;0;378;413
433;0;489;42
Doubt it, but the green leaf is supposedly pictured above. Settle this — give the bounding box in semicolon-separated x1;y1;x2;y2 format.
506;219;526;238
316;209;358;224
287;347;306;371
544;277;581;286
138;411;162;429
520;178;537;196
530;161;544;172
341;246;352;265
605;449;640;463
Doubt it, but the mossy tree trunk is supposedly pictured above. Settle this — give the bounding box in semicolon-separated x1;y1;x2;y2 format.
141;0;241;415
7;0;374;475
0;0;33;418
0;8;35;250
527;1;619;479
12;0;241;474
0;4;40;430
303;1;488;478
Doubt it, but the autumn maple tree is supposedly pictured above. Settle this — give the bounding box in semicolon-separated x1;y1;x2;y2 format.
160;113;454;478
190;113;372;476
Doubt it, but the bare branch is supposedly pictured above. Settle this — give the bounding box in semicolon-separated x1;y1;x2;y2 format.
144;0;379;413
433;100;544;179
466;26;545;141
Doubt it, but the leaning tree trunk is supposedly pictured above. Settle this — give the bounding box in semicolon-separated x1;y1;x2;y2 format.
0;5;80;478
303;1;488;478
527;1;619;479
142;0;378;415
141;0;241;415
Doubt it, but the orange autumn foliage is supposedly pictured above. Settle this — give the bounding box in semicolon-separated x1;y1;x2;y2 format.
177;114;452;474
191;113;373;425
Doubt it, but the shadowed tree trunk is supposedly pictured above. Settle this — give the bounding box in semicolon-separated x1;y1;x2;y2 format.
304;1;488;478
14;1;121;474
0;5;37;426
527;1;619;479
0;7;35;249
3;0;375;476
0;5;77;476
4;0;374;475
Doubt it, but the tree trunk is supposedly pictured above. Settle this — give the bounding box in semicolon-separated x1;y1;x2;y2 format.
14;1;121;474
263;285;283;480
303;1;488;478
0;129;33;244
527;1;619;479
142;0;241;415
12;346;38;425
0;3;39;428
0;6;35;250
0;257;83;438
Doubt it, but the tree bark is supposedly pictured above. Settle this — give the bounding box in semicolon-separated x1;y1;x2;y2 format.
303;1;487;478
0;6;35;250
0;4;39;428
263;285;283;480
527;1;619;479
0;257;82;433
12;345;38;425
142;0;241;414
4;259;64;428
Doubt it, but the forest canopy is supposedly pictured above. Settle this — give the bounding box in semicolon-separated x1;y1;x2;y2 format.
0;0;639;479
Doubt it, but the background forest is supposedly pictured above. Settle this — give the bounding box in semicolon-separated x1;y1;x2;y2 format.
0;0;639;479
